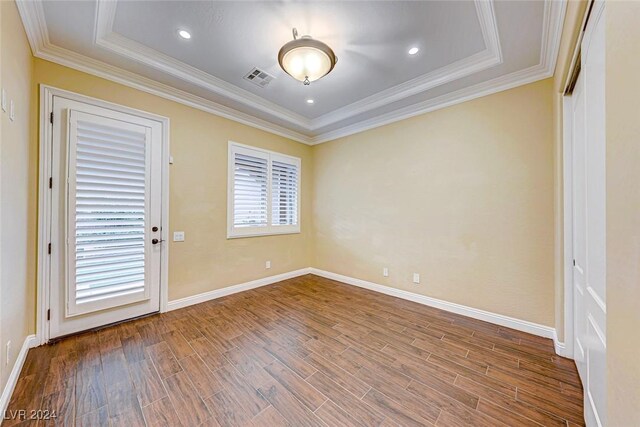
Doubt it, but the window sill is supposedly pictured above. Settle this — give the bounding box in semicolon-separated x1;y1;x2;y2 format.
227;229;301;239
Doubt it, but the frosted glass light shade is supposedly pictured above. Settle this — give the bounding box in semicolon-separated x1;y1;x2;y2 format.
278;36;337;84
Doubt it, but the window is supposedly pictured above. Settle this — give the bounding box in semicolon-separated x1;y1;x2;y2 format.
228;142;301;238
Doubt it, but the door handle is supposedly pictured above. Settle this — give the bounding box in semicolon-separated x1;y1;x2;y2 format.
151;238;164;245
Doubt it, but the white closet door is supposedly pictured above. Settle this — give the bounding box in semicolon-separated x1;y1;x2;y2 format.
571;1;606;426
50;97;163;338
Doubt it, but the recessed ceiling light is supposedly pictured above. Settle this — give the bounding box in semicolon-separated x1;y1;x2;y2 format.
306;99;315;104
178;29;191;40
408;47;419;55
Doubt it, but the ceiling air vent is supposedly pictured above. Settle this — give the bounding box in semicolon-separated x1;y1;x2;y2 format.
243;67;275;88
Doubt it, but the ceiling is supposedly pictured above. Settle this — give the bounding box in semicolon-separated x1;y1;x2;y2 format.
17;0;566;144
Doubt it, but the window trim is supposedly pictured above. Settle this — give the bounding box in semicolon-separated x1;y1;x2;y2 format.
227;141;301;239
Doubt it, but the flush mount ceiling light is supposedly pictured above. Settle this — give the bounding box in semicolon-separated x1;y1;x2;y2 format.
278;28;337;85
408;47;419;55
306;99;315;104
178;29;191;40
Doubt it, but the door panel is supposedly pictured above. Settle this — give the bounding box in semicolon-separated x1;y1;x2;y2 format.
50;96;163;338
572;71;587;379
571;1;606;426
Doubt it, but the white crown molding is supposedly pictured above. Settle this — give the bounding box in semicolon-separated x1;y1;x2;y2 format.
309;0;503;130
93;0;503;132
17;0;566;146
309;0;567;145
94;0;313;129
15;0;314;145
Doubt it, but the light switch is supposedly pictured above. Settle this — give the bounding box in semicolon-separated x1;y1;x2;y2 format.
173;231;185;242
1;89;6;112
9;100;15;122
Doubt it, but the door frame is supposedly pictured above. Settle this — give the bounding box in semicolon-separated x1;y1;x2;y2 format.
561;93;575;359
36;85;170;345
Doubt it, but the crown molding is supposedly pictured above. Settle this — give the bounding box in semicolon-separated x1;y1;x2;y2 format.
15;0;314;144
309;0;503;130
308;0;566;145
94;0;312;129
94;0;502;132
17;0;566;146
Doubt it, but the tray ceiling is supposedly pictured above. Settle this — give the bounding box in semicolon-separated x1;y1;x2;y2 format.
17;0;566;144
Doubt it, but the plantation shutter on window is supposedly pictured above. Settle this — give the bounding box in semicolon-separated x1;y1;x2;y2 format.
68;110;152;316
271;157;299;226
232;149;269;228
228;143;301;237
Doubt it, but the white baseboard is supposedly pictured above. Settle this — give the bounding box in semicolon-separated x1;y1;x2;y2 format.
0;334;38;416
166;268;312;311
553;330;571;358
310;268;557;340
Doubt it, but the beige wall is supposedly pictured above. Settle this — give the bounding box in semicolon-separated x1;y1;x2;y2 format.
606;2;640;424
312;79;555;326
0;0;36;393
33;59;314;302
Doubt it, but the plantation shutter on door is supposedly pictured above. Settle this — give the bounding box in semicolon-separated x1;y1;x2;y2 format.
67;110;152;316
271;157;299;226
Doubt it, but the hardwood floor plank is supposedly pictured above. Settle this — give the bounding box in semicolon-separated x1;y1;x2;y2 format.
75;405;109;427
205;390;250;427
129;358;167;406
454;375;567;427
179;354;224;400
250;406;289;427
163;371;211;426
142;396;185;427
214;364;269;417
362;388;436;427
190;337;229;371
304;351;370;398
75;362;108;417
147;342;183;379
257;379;324;427
161;330;194;360
306;371;385;427
263;360;327;411
106;386;146;427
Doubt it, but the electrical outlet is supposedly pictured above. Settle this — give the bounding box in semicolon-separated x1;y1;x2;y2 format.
412;273;420;284
6;341;11;365
383;267;389;277
9;99;15;122
173;231;185;242
266;260;271;269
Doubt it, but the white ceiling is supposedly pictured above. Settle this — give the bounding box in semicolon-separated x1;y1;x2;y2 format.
18;0;566;144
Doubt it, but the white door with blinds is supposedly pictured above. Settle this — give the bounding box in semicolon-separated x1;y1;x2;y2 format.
49;96;164;338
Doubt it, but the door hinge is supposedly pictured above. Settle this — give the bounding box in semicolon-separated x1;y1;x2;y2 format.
47;309;50;321
50;112;54;124
48;243;51;255
49;177;53;189
573;259;576;266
